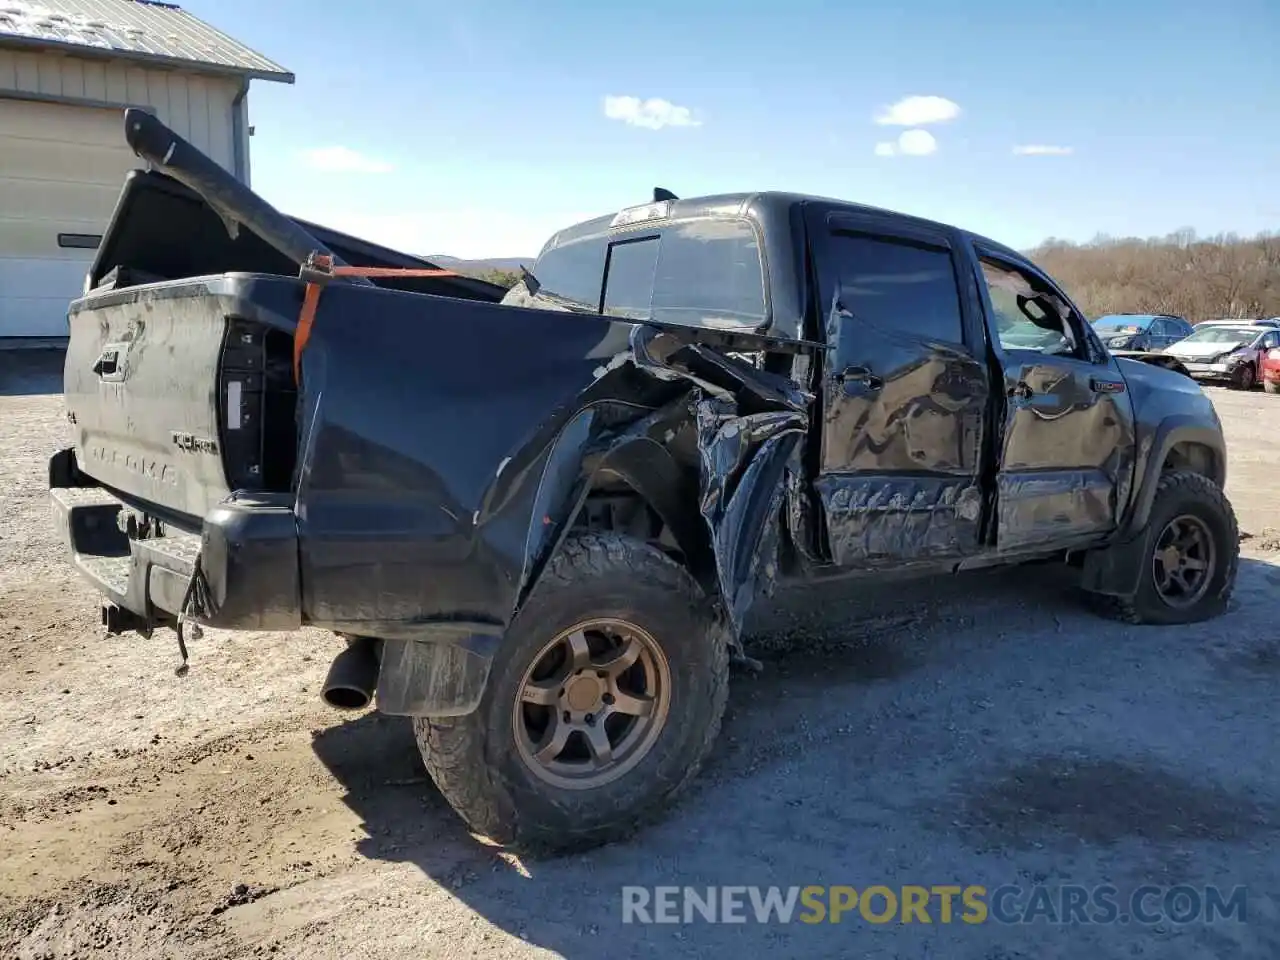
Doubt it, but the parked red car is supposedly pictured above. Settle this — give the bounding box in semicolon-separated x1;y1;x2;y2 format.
1263;346;1280;394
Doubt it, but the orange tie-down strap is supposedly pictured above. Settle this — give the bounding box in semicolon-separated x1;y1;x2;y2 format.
292;252;460;383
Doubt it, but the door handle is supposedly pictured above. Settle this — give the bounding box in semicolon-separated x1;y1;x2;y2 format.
1089;377;1126;394
1008;380;1034;400
833;365;883;390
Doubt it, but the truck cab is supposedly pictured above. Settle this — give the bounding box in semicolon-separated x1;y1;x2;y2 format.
507;192;1226;582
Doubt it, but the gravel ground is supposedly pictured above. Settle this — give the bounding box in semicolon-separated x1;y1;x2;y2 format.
2;349;1278;959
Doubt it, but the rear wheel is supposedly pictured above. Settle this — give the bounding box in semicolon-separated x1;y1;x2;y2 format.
414;532;729;853
1100;471;1238;625
1231;363;1256;390
1264;380;1280;395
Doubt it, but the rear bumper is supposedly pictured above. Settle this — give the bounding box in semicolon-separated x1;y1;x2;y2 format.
49;448;302;631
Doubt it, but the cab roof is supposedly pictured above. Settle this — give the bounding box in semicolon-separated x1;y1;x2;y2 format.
539;190;1025;260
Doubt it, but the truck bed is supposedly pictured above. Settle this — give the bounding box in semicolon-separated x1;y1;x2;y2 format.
52;110;821;651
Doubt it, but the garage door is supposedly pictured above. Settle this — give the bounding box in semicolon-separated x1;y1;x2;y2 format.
0;98;142;338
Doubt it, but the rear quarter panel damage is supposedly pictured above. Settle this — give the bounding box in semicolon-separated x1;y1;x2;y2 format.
292;284;813;666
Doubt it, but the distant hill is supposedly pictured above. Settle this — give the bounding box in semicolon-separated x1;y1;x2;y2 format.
426;255;535;277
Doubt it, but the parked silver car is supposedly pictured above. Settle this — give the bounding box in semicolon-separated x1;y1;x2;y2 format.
1163;323;1280;390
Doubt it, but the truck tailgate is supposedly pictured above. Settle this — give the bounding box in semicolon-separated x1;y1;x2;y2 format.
64;278;294;522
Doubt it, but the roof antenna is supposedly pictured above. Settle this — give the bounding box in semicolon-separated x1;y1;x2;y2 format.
653;187;678;202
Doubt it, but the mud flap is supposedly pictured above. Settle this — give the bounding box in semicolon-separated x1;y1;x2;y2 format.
375;634;499;717
1080;529;1149;598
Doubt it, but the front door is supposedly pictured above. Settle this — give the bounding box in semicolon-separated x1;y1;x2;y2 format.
1148;318;1182;351
1146;318;1172;350
970;245;1137;552
806;207;992;567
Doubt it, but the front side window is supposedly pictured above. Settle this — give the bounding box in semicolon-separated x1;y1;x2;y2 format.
978;257;1085;358
826;232;966;345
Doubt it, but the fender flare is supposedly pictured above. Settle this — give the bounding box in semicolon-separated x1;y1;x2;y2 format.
511;403;803;637
1082;416;1226;597
514;426;716;610
1122;417;1226;537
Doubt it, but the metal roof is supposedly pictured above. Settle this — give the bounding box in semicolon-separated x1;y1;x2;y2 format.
0;0;293;82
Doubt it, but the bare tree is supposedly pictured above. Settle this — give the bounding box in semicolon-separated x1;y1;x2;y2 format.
1028;230;1280;322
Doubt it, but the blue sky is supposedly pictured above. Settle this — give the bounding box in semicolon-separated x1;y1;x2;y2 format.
185;0;1278;259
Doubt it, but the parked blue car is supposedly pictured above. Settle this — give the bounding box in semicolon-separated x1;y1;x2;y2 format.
1092;313;1194;352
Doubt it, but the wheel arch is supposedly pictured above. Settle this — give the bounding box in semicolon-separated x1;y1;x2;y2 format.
512;405;804;639
514;419;717;618
1123;418;1226;537
1082;418;1228;598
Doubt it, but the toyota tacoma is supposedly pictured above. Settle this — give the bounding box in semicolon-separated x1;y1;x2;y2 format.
50;112;1239;851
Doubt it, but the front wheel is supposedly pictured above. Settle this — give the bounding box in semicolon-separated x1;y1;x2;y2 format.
1264;379;1280;395
1231;363;1256;390
1103;471;1238;625
414;532;729;853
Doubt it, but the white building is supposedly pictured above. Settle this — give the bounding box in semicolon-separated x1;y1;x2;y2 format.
0;0;292;340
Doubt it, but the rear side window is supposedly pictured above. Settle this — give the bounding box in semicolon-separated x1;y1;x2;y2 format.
527;217;768;330
827;232;965;345
644;219;766;329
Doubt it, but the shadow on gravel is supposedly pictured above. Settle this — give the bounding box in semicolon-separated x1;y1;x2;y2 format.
0;348;64;397
946;755;1279;852
307;557;1277;959
310;713;482;871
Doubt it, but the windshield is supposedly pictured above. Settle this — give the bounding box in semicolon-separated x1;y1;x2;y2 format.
1093;315;1152;332
508;217;768;331
1180;326;1260;346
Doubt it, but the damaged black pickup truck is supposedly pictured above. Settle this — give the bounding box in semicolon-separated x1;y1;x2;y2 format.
51;111;1238;851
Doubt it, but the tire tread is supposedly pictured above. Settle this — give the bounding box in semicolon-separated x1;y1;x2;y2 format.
414;532;728;852
1098;470;1238;624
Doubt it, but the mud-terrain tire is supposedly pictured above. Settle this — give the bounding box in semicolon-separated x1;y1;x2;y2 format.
1264;380;1280;395
1230;363;1256;390
413;532;729;853
1099;471;1238;625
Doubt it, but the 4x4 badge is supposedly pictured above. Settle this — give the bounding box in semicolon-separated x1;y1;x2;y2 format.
171;432;218;454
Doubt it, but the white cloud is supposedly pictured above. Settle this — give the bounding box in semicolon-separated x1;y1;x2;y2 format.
873;129;938;157
898;129;938;155
874;95;960;127
1012;144;1074;156
301;146;394;175
603;95;701;130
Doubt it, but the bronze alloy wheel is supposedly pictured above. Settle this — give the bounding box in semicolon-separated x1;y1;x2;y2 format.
1152;513;1216;609
512;618;672;790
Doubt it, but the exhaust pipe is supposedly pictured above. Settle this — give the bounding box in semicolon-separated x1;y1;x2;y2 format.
321;636;380;710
